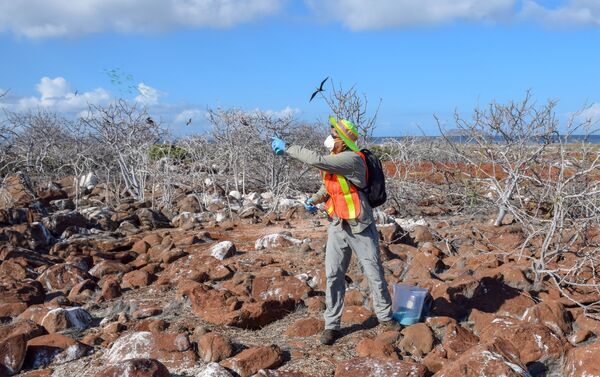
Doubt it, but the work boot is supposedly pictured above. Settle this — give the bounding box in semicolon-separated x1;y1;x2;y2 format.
320;329;340;345
378;319;401;332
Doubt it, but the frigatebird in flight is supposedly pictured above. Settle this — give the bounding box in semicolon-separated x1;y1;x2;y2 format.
309;76;328;102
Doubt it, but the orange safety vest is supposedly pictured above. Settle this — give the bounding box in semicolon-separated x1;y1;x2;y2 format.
322;152;367;220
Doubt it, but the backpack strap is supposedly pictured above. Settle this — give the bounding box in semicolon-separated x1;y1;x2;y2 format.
356;151;368;183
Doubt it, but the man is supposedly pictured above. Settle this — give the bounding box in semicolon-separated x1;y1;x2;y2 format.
271;116;397;345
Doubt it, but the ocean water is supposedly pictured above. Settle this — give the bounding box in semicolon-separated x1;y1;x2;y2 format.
373;134;600;145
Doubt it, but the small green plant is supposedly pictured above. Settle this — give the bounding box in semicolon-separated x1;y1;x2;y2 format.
149;144;189;162
368;144;395;161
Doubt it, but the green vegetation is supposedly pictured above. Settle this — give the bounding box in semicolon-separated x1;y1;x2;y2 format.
149;144;189;162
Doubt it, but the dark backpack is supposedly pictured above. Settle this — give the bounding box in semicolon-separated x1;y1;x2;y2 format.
357;149;387;208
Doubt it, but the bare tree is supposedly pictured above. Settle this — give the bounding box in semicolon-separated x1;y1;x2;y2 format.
1;109;86;182
510;115;600;317
321;80;381;143
207;108;321;197
437;92;557;226
80;100;165;201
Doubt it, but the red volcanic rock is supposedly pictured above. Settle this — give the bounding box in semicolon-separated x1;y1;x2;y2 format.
254;371;317;377
433;337;528;377
570;314;600;344
468;309;495;336
443;276;536;319
37;264;91;293
564;339;600;377
159;248;187;264
355;338;399;361
474;264;532;291
479;317;568;366
0;260;34;282
187;282;297;329
104;331;195;369
341;306;375;325
0;320;47;342
89;260;131;279
422;346;448;374
131;306;163;320
334;357;427;377
40;307;93;333
398;323;434;356
522;300;571;337
101;277;121;300
343;289;365;306
220;345;283;377
93;358;170;377
122;270;153;289
197;333;233;363
0;279;45;317
67;279;98;303
404;252;444;281
17;306;50;327
0;334;26;375
305;296;326;313
19;306;93;334
131;239;151;254
284;317;324;337
156;254;232;285
141;233;163;247
24;334;90;369
251;276;311;303
0;173;35;208
378;223;408;245
42;210;88;236
177;195;202;214
441;323;479;360
412;225;434;244
136;208;171;230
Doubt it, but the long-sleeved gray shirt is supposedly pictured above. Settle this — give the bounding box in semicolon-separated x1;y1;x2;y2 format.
286;144;374;234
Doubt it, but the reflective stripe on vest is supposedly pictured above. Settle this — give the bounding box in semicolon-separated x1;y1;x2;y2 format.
322;171;361;220
336;174;356;219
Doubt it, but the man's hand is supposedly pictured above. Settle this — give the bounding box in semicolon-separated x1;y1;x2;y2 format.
271;136;286;155
304;198;318;214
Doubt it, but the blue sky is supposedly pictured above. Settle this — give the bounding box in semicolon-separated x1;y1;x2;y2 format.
1;0;600;136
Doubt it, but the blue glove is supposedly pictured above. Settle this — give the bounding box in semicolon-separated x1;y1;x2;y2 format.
304;198;318;214
271;136;286;155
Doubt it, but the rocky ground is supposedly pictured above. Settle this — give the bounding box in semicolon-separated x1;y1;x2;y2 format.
0;173;599;377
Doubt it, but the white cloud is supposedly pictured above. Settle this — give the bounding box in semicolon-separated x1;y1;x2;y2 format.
304;0;516;29
520;0;600;27
0;0;284;38
575;103;600;123
12;76;110;113
37;77;70;100
255;106;300;118
175;108;206;123
135;83;164;106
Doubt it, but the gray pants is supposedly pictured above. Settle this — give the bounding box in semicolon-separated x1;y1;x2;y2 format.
324;221;392;330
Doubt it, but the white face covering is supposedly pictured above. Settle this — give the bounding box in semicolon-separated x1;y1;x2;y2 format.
324;135;335;152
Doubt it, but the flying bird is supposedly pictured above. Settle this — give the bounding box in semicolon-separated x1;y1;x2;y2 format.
74;90;78;96
309;76;329;102
186;118;192;126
